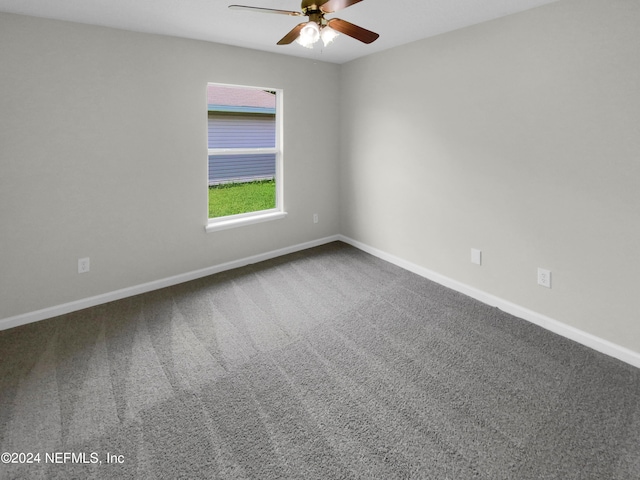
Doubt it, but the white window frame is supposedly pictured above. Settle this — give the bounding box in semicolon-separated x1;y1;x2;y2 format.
205;83;286;233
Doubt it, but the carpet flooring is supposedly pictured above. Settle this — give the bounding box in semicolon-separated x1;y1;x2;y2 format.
1;241;639;479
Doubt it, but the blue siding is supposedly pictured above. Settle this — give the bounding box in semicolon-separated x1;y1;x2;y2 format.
208;154;276;185
208;112;276;149
208;104;276;114
207;111;277;184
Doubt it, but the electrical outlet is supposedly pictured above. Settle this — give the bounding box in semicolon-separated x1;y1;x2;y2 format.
471;248;482;265
313;213;319;224
537;268;551;288
78;257;90;274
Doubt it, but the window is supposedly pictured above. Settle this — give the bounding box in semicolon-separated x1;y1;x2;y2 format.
205;83;285;232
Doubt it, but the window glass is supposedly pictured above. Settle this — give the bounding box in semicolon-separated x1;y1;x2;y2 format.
207;84;282;222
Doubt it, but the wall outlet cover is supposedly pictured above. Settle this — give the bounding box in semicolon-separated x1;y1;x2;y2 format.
78;257;90;274
537;268;551;288
471;248;482;265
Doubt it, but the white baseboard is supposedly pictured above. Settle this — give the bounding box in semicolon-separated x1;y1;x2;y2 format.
337;235;640;369
0;235;341;332
4;233;639;369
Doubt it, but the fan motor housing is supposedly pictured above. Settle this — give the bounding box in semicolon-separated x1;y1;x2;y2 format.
305;11;325;25
301;1;321;10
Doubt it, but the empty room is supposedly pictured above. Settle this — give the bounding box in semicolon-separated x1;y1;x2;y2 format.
1;0;639;478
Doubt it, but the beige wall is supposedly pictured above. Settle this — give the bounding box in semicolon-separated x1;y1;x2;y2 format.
339;0;640;353
0;13;340;319
3;0;639;357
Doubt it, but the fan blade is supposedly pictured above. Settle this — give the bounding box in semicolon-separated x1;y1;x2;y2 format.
317;0;363;14
228;5;302;16
327;18;379;44
277;23;307;45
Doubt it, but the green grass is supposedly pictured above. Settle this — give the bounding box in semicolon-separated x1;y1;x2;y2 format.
208;180;276;218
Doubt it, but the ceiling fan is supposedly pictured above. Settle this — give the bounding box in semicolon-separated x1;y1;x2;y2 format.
228;0;379;48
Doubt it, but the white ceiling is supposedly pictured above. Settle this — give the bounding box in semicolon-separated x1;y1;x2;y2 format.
0;0;560;64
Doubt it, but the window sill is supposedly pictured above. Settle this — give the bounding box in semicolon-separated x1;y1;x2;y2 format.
205;211;287;233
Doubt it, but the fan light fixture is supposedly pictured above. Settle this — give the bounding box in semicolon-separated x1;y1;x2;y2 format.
296;22;339;48
320;26;339;46
229;1;379;48
296;21;320;48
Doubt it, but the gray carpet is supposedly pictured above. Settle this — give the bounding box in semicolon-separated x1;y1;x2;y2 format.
1;241;639;479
